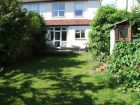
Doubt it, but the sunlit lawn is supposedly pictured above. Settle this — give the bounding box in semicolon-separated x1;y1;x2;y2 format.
0;52;139;105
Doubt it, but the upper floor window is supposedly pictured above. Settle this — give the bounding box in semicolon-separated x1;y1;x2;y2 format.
75;3;83;16
52;3;65;17
28;4;40;13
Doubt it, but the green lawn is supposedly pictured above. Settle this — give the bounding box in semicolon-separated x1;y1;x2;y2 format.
0;53;139;105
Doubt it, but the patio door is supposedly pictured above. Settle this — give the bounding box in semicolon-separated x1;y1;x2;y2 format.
55;31;61;47
48;27;67;48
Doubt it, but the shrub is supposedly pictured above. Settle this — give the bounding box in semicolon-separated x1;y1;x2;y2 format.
27;12;47;56
89;6;128;56
0;0;30;65
106;42;140;92
89;6;129;70
0;0;47;66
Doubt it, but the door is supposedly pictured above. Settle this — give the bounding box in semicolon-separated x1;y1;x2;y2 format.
55;31;61;47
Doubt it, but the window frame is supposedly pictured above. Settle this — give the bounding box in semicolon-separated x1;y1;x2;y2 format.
115;25;132;41
52;3;65;17
28;3;40;14
75;29;85;39
74;2;83;17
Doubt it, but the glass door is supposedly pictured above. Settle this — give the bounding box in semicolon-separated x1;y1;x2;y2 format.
55;31;61;47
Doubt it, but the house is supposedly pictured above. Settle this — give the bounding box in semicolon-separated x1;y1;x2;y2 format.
102;0;139;11
21;0;101;50
116;0;139;11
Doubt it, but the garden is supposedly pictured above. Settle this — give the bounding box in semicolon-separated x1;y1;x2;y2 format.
0;0;140;105
0;53;140;105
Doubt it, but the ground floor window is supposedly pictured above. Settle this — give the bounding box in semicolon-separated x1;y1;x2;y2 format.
47;27;67;47
75;30;85;39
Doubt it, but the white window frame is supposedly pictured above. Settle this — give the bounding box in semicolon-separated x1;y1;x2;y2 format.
75;30;85;39
74;2;83;17
28;3;40;14
48;27;67;48
52;3;65;17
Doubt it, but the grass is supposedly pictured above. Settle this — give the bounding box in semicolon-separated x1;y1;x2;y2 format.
0;52;139;105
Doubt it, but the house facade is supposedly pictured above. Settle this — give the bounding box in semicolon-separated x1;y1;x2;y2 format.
116;0;139;11
102;0;139;11
21;0;100;50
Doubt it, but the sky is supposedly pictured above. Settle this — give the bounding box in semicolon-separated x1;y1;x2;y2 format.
101;0;117;6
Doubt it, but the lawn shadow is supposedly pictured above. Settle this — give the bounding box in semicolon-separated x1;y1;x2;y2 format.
0;53;127;105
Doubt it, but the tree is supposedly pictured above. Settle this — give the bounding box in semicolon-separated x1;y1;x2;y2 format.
0;0;48;66
0;0;30;64
28;12;47;56
89;6;128;56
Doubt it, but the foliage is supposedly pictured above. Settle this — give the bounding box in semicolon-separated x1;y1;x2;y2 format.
130;6;140;37
0;0;30;65
89;6;129;70
0;0;47;65
89;6;128;56
28;12;47;56
106;42;140;92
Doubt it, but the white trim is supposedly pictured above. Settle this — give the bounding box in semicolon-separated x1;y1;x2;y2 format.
48;27;67;48
52;2;65;18
74;2;83;17
75;29;85;39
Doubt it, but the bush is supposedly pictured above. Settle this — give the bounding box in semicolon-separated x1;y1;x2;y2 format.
106;42;140;92
89;6;128;56
0;0;47;66
28;12;47;56
89;6;129;69
0;0;30;65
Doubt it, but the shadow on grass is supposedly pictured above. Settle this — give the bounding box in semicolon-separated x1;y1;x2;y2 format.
0;53;127;105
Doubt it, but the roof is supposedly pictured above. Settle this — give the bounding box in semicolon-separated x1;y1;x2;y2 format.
108;19;130;29
46;19;91;26
20;0;91;3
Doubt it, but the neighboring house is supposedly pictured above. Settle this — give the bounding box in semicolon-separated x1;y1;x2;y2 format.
21;0;100;50
102;0;139;11
116;0;139;11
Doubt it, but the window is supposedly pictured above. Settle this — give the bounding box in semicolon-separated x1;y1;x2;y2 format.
52;3;65;17
28;4;40;13
48;27;67;42
118;27;128;38
115;26;132;41
75;3;83;16
62;31;67;41
75;30;85;39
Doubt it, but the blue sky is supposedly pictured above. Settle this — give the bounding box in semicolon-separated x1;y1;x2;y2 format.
101;0;116;6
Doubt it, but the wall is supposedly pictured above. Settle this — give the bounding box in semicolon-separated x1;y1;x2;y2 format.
23;0;100;20
67;26;90;49
110;29;115;54
116;0;139;11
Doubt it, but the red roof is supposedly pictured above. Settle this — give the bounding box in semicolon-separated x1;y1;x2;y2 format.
21;0;89;3
46;19;91;26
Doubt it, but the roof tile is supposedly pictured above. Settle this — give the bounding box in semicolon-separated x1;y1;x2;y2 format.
46;19;91;26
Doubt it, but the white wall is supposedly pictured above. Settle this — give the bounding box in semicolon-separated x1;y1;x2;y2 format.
101;0;116;6
110;29;116;54
116;0;139;11
23;0;100;20
67;26;90;49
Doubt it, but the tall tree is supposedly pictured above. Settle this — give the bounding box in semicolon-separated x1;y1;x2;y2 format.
0;0;30;64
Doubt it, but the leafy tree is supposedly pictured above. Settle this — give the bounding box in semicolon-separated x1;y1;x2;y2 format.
0;0;47;65
89;6;128;56
0;0;30;64
28;12;47;56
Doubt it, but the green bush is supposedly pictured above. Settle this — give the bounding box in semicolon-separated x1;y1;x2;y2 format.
89;6;128;56
89;6;129;69
28;12;47;56
107;42;140;92
0;0;47;66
